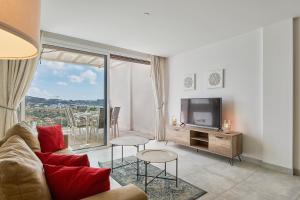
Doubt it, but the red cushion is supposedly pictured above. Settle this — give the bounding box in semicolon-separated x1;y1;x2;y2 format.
35;152;90;167
44;164;111;200
37;125;65;152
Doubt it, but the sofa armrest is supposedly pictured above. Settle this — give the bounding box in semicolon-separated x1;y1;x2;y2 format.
81;184;147;200
63;133;69;148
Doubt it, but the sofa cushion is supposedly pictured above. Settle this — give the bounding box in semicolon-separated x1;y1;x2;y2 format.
37;125;65;152
44;164;111;200
81;184;148;200
35;152;90;167
0;121;41;151
0;135;52;200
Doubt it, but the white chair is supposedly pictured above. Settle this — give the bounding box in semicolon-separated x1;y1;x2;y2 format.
90;108;105;142
110;107;120;138
64;107;88;144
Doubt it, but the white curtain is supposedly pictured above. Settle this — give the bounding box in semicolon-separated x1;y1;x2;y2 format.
150;56;166;141
0;59;37;138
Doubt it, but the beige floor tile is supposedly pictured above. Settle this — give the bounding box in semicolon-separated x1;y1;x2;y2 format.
240;168;300;199
216;182;291;200
85;139;300;200
197;192;218;200
183;168;237;195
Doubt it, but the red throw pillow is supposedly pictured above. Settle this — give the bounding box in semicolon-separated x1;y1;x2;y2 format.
37;125;65;152
44;164;111;200
35;152;90;167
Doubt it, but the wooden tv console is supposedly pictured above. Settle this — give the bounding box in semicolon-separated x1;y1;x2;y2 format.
166;125;243;165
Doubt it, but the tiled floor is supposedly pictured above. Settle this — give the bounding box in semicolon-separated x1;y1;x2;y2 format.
86;139;300;200
118;130;155;140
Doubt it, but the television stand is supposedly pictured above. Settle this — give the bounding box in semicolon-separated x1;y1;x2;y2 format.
166;125;243;165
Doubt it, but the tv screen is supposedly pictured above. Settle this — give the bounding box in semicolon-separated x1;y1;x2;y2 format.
180;98;222;129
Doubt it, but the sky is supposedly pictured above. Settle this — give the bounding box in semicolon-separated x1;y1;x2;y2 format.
28;60;105;100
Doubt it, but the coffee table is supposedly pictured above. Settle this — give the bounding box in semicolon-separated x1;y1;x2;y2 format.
110;136;149;173
136;149;178;193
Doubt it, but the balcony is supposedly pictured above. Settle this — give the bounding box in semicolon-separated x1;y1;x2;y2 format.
25;47;155;150
25;102;105;150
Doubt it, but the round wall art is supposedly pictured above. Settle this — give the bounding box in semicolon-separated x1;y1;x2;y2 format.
207;69;224;89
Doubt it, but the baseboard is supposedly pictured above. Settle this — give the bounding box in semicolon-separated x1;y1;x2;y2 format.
262;161;293;175
240;155;263;166
241;155;294;175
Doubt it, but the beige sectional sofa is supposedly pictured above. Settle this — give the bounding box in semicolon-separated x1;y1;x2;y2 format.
0;122;147;200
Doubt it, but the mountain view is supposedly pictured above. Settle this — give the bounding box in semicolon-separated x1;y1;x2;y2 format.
25;96;104;127
25;96;104;108
24;59;105;127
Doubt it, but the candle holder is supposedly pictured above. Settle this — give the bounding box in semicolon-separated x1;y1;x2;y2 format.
223;120;231;132
171;116;177;126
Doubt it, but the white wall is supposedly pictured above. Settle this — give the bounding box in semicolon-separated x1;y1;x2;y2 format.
168;19;295;169
110;62;155;134
110;63;131;129
262;19;294;169
132;64;155;134
168;30;263;160
294;17;300;174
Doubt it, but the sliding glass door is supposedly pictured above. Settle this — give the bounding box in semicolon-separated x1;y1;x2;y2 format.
25;45;108;150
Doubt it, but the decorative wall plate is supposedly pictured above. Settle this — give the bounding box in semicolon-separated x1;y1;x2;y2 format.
207;69;224;89
183;73;196;90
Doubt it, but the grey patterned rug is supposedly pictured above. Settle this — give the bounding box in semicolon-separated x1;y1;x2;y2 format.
99;156;207;200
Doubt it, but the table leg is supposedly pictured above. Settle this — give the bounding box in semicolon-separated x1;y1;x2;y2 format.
145;161;148;193
164;162;167;176
238;155;242;162
144;144;146;150
176;158;178;187
111;144;114;173
121;145;124;163
137;145;139;180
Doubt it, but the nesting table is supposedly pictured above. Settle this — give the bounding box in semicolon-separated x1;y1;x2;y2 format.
110;136;149;173
136;149;178;193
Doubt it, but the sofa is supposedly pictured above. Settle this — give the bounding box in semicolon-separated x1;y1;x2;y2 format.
0;122;147;200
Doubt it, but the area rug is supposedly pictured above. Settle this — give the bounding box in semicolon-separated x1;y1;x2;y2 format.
99;156;207;200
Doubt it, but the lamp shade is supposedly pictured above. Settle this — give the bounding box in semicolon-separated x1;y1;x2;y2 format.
0;0;40;59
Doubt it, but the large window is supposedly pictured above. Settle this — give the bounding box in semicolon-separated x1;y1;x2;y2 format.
25;47;107;149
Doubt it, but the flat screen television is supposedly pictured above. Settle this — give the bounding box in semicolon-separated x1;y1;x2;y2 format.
180;98;222;129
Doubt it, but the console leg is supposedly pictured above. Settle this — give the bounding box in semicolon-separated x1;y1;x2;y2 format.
238;155;242;162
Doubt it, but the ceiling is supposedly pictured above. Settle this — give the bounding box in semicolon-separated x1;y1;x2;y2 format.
41;0;300;57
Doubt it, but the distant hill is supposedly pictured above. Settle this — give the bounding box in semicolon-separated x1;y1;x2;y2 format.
25;96;104;107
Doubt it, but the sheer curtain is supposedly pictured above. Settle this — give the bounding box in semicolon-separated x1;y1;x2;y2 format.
0;59;37;138
150;56;166;141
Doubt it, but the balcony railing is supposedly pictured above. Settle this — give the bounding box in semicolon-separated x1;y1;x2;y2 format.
25;104;105;150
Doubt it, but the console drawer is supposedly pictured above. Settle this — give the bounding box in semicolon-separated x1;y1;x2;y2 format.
166;127;190;145
209;134;232;157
